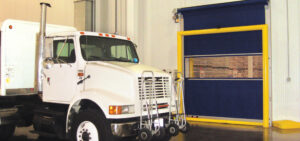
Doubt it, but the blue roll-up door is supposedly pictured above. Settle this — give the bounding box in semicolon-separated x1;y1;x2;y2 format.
179;0;268;30
178;0;268;120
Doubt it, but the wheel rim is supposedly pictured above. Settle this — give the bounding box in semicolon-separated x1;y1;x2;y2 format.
141;132;148;140
169;126;176;135
156;130;161;136
170;127;176;134
180;125;187;132
77;121;99;141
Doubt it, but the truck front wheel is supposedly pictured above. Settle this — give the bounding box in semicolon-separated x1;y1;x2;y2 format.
71;109;113;141
0;124;15;140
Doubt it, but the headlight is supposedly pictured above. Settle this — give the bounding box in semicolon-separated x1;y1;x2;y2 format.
109;105;135;115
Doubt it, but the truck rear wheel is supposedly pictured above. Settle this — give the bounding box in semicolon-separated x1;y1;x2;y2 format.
71;109;113;141
0;124;15;140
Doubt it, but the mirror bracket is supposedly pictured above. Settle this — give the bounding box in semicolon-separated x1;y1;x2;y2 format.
43;57;54;69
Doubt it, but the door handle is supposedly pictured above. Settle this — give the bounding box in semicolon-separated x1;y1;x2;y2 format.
77;75;91;85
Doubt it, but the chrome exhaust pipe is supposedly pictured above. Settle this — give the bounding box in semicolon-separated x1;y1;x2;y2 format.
37;2;51;93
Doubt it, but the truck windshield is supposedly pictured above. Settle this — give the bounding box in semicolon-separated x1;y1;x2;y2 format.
80;35;139;63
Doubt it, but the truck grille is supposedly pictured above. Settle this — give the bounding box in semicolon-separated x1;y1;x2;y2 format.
138;77;171;100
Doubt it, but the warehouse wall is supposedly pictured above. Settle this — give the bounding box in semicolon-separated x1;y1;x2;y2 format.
0;0;74;26
95;0;241;70
98;0;300;123
74;0;94;31
133;0;181;70
271;0;300;122
131;0;241;70
95;0;127;35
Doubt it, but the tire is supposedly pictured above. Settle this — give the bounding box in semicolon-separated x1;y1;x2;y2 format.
152;127;166;141
0;124;15;140
167;123;179;137
159;132;171;141
71;109;114;141
153;128;171;141
180;122;190;133
138;128;152;141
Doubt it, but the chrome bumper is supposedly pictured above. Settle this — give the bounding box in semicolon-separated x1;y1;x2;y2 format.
0;108;17;117
111;122;137;137
0;108;18;125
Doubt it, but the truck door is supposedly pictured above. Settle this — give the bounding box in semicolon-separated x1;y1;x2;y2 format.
43;37;78;103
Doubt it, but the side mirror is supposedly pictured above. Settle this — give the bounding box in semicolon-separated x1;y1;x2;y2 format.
43;57;54;69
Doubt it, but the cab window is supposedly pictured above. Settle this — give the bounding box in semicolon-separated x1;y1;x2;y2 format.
110;45;134;61
80;36;139;63
53;39;75;63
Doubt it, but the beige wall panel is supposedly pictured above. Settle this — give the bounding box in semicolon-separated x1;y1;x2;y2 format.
74;1;86;31
271;0;300;122
0;0;74;26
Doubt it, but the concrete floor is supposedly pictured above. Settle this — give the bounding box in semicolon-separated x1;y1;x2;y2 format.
9;122;300;141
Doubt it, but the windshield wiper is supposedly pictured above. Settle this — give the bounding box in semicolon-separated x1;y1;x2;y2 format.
110;58;132;62
87;57;132;62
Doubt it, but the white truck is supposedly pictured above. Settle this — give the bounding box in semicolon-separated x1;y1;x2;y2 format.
0;3;188;141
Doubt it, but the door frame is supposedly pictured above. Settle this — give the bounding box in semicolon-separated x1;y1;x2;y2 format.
43;36;79;104
177;24;269;128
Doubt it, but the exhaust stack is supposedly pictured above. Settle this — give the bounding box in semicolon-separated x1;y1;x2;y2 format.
37;3;51;93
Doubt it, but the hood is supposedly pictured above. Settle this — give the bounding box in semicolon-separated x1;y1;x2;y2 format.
105;61;164;74
86;61;170;77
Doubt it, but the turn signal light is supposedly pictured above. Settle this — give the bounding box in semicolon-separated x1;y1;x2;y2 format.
109;106;122;115
78;72;84;77
109;105;135;115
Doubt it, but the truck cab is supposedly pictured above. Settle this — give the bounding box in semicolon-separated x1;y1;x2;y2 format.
40;31;175;140
43;31;172;116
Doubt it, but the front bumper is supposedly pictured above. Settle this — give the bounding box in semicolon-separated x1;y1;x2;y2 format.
0;108;18;125
110;113;170;137
111;122;138;137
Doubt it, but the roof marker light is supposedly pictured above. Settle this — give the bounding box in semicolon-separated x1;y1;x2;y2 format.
127;37;131;40
99;33;103;36
9;25;13;29
111;35;116;38
105;34;109;37
80;32;85;35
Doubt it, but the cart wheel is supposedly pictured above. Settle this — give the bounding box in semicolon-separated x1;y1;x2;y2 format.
160;131;172;141
153;127;166;140
180;122;190;133
167;123;179;136
139;128;152;141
